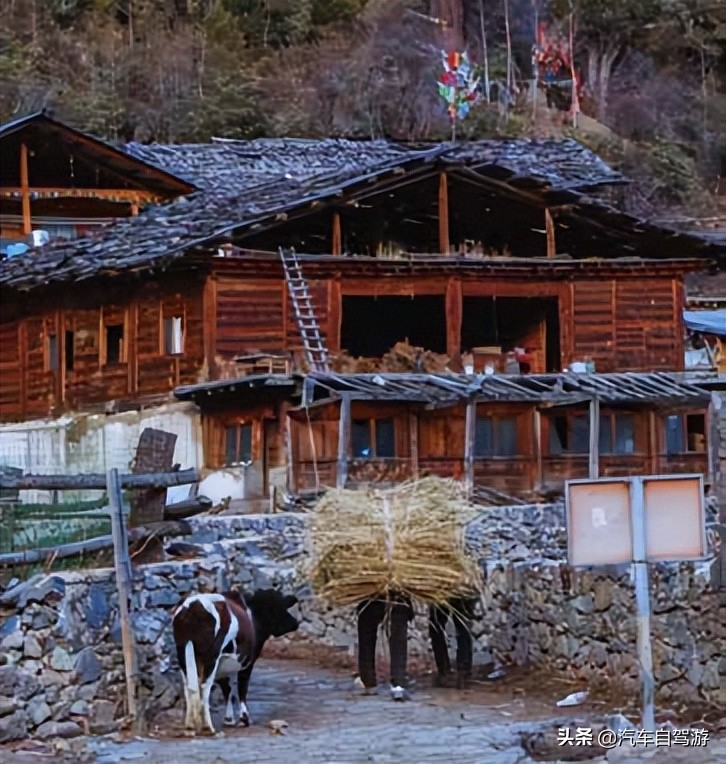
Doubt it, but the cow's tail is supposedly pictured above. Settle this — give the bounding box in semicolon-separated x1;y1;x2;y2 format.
185;640;199;693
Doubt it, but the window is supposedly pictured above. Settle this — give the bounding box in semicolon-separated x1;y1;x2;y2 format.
548;413;589;454
46;333;59;372
104;324;124;365
65;330;75;372
474;416;518;457
225;423;253;466
665;413;706;454
163;316;184;355
599;414;636;455
351;418;395;458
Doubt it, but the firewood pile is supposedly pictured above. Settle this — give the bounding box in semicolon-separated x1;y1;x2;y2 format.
329;341;450;373
305;476;482;607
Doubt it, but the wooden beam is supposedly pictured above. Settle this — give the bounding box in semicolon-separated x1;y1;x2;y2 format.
0;468;199;491
445;277;462;359
533;408;543;489
545;208;556;258
648;410;658;475
438;171;450;255
19;144;31;235
337;393;351;489
0;187;161;203
409;412;419;479
331;211;342;256
464;398;476;495
588;397;600;479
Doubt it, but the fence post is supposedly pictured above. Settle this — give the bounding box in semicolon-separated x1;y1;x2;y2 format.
106;468;139;725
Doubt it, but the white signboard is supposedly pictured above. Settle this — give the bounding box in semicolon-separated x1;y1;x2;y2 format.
566;474;706;566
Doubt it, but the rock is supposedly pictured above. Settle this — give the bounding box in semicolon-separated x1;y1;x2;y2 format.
73;647;101;684
85;585;111;630
35;720;82;739
49;646;75;672
572;595;594;615
0;629;24;650
0;697;19;716
148;588;180;607
17;576;66;608
40;669;67;687
700;661;722;690
91;699;116;725
70;700;90;716
0;709;29;742
0;664;42;700
132;611;168;644
656;663;682;683
29;699;52;726
0;615;20;640
23;634;43;658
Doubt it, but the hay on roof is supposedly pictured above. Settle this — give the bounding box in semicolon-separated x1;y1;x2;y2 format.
306;477;482;607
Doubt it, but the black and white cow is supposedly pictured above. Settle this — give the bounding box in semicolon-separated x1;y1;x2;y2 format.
172;588;298;734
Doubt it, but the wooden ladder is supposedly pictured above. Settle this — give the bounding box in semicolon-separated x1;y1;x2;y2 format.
279;247;330;372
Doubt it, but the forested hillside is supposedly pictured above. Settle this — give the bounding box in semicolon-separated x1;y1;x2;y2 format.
1;1;724;218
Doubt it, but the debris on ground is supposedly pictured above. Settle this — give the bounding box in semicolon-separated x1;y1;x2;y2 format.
268;719;289;735
556;690;589;707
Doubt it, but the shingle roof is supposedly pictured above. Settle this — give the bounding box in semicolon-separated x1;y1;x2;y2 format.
174;370;724;407
0;131;714;293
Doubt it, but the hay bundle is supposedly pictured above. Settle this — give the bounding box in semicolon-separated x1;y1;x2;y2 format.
306;477;481;607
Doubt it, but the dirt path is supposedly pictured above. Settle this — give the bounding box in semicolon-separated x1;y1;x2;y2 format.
70;659;722;764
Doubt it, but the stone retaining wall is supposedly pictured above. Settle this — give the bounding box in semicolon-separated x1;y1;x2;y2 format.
0;504;723;742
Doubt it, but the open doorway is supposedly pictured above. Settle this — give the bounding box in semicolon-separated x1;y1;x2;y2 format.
341;295;446;357
461;296;561;372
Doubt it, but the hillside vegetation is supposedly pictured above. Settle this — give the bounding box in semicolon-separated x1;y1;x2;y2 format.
1;1;724;218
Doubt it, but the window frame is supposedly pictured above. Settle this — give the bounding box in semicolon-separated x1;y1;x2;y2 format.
474;415;519;458
162;314;185;356
598;412;638;456
223;422;254;467
101;321;126;366
663;412;706;455
350;417;396;459
45;332;59;373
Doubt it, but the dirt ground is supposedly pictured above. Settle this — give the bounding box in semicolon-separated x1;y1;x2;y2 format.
2;653;721;764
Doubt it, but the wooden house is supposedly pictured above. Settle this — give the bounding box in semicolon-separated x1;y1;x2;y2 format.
0;112;192;245
1;116;724;501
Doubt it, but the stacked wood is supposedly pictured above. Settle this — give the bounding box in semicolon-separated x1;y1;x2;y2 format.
329;342;450;374
306;476;481;607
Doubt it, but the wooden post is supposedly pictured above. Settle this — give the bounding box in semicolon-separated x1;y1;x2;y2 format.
445;277;462;360
588;397;599;479
708;392;726;590
648;410;658;475
464;398;476;496
337;393;351;489
106;468;139;725
409;412;419;479
533;408;543;490
331;211;342;256
545;208;556;258
438;171;449;255
283;411;295;495
269;485;277;514
20;143;31;236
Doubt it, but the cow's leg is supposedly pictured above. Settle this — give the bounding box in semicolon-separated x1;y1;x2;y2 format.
357;599;384;690
236;662;254;727
217;676;239;727
178;641;205;732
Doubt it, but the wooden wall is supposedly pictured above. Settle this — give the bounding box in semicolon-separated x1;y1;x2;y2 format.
0;280;204;421
209;269;685;374
572;278;683;371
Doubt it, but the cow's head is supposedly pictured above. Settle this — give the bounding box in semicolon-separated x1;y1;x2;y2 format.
246;588;299;638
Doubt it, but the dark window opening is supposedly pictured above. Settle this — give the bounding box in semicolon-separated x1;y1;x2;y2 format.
461;296;561;372
225;423;253;466
665;413;706;454
599;414;636;455
104;324;124;365
47;333;59;372
351;418;396;458
548;413;589;454
65;330;75;372
163;316;184;355
474;416;518;457
341;296;446;357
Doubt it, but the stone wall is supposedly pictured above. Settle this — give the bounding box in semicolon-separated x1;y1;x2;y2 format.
0;506;723;742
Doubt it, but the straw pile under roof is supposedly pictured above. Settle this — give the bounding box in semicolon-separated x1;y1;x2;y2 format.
306;477;482;607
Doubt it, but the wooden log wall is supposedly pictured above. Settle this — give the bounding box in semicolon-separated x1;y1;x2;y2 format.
572;277;683;371
0;281;204;421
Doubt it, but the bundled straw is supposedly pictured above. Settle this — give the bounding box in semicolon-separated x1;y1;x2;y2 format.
306;477;482;607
